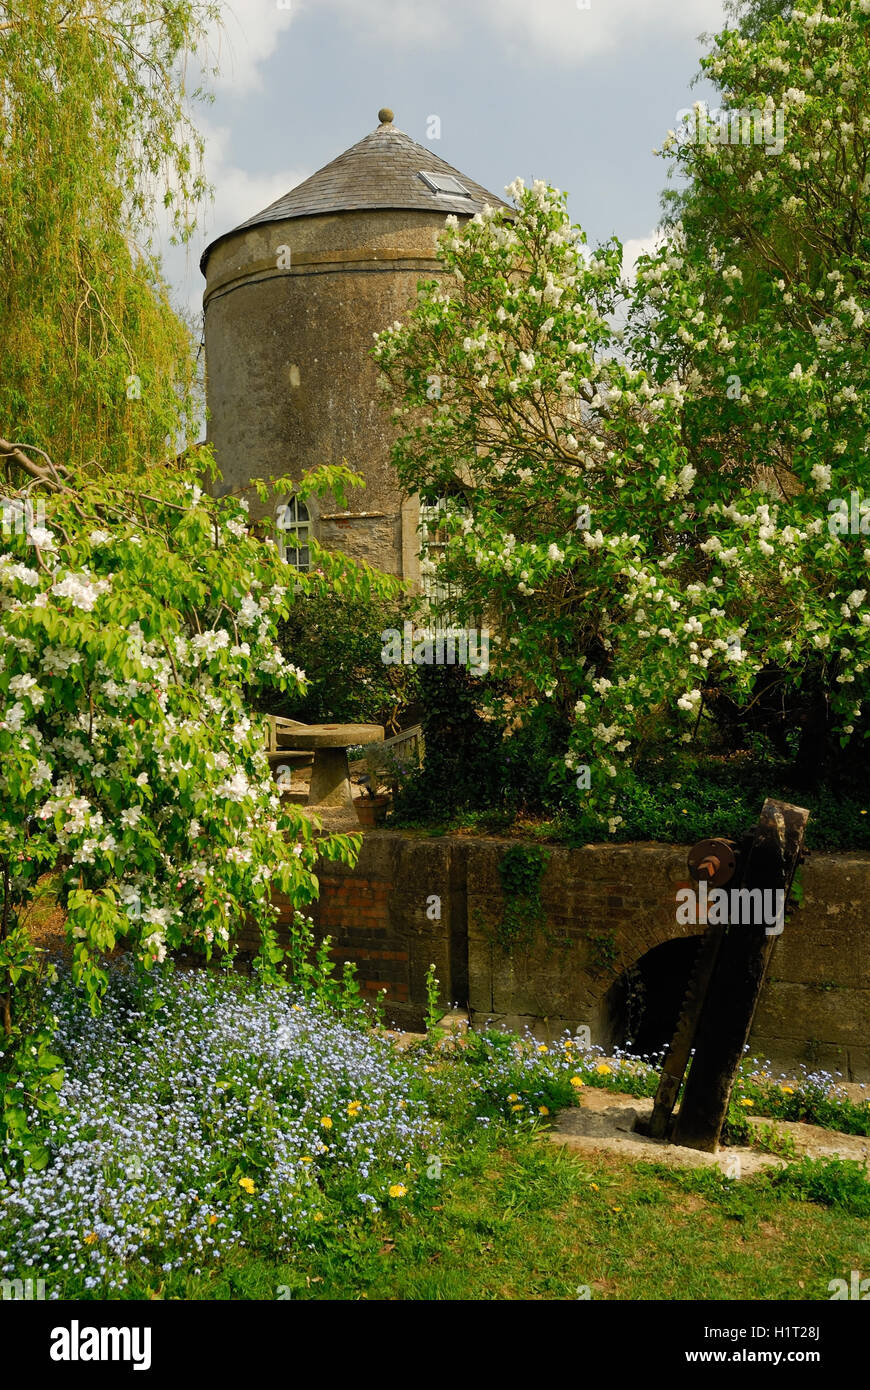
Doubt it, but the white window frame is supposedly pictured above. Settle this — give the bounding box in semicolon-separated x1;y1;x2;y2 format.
419;170;471;198
419;497;467;623
276;495;311;571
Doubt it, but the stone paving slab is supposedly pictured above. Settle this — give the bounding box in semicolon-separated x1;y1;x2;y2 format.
551;1087;870;1178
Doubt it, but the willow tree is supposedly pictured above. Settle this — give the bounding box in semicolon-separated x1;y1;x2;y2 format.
0;0;219;473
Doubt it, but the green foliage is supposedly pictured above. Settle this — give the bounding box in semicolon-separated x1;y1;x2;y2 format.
498;843;548;900
281;911;368;1022
389;710;869;852
424;963;442;1033
586;929;618;975
0;0;219;470
565;756;869;851
391;664;505;821
753;1122;798;1160
491;845;551;954
0;921;62;1171
765;1157;870;1218
267;587;418;728
721;1103;753;1147
497;704;573;816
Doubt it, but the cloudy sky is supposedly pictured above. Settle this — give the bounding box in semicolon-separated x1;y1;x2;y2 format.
161;0;731;320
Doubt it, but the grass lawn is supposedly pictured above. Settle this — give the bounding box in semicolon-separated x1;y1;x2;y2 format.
3;959;868;1303
177;1136;870;1303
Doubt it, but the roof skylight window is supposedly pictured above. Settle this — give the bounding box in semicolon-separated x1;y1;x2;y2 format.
419;171;471;197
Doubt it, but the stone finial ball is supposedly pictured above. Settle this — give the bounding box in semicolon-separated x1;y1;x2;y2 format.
378;107;394;124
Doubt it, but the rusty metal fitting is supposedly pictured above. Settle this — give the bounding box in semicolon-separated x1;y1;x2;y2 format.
687;837;739;888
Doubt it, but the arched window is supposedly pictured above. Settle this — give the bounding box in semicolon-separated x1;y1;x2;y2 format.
276;495;311;571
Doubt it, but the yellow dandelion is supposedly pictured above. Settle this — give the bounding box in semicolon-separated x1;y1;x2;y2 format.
596;1063;612;1076
84;1232;98;1246
347;1100;362;1117
537;1044;548;1054
300;1156;313;1164
507;1093;519;1102
570;1076;583;1088
320;1115;333;1130
539;1105;549;1116
781;1086;794;1095
511;1103;523;1112
739;1098;754;1107
611;1205;623;1213
238;1176;255;1194
313;1212;324;1222
209;1214;218;1225
388;1184;407;1199
590;1183;599;1191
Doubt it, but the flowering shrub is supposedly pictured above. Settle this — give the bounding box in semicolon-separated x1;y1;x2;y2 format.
637;0;870;781
374;0;870;833
0;441;400;1163
0;964;439;1294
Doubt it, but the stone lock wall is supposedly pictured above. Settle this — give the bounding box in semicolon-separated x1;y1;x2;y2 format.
237;833;467;1020
239;831;870;1081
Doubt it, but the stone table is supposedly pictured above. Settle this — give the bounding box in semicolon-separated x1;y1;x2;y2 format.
277;722;384;827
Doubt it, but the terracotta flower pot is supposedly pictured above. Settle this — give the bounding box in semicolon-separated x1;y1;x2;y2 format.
355;794;391;828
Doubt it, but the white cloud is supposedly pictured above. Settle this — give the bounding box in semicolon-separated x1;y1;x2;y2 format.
201;0;295;94
621;228;666;281
473;0;727;64
196;0;727;93
153;117;308;319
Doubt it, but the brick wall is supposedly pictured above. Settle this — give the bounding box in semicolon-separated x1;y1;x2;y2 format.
237;834;466;1028
235;830;869;1079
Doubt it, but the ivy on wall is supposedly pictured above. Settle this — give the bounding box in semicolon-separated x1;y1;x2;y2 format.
491;845;551;955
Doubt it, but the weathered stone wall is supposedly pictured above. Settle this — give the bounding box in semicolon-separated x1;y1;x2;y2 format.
238;831;870;1081
202;207;458;583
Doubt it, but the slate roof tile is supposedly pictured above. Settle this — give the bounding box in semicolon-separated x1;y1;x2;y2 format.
201;114;511;272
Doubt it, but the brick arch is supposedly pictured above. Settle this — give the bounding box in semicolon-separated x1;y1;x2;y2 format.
594;934;705;1058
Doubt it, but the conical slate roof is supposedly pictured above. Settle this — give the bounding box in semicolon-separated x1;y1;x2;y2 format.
200;109;511;272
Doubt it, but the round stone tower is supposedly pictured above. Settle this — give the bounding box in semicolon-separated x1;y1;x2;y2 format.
200;109;510;582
